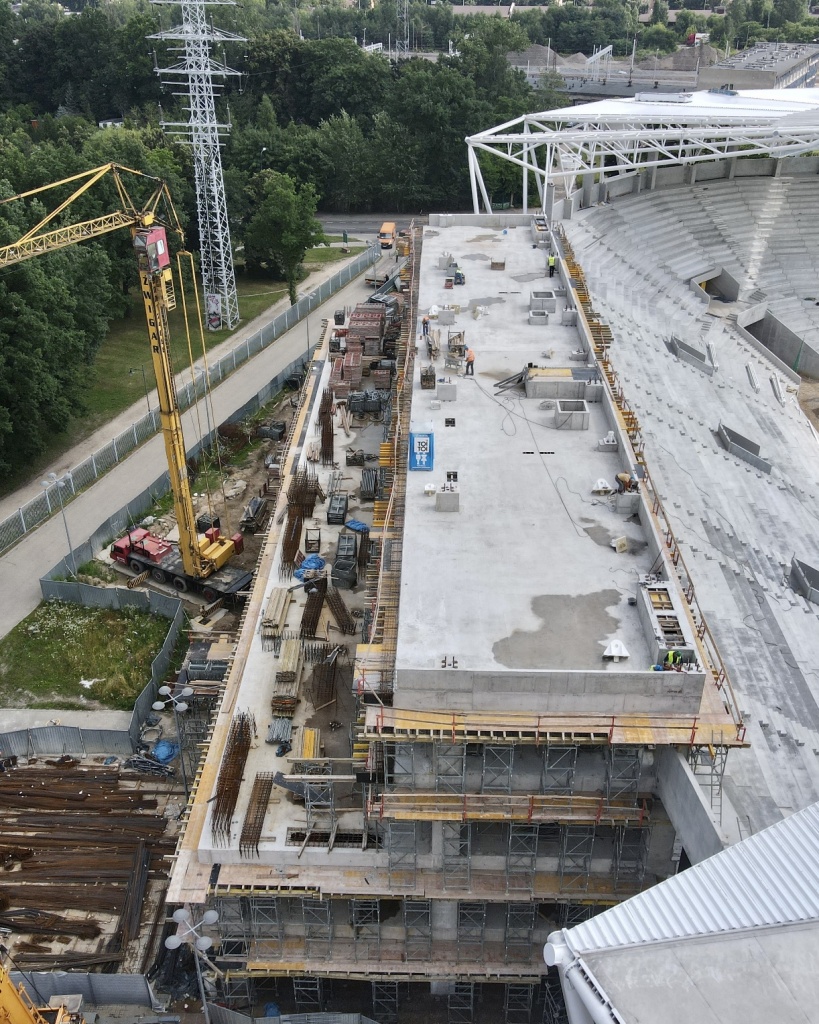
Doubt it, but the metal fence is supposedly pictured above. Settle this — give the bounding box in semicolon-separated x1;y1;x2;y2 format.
12;972;162;1009
0;245;380;557
208;1009;380;1024
0;581;184;759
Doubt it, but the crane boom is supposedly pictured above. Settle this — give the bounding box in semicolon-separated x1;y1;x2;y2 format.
0;163;231;583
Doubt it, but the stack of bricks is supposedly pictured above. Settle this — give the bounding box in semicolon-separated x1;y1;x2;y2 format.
344;347;362;387
347;304;385;357
329;356;349;398
371;368;391;390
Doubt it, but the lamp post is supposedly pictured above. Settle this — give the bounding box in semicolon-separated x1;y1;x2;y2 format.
40;472;76;578
259;146;268;170
129;365;151;417
153;685;194;798
165;908;220;1024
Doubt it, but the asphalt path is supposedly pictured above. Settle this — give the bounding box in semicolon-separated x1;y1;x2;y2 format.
0;252;392;640
318;213;427;240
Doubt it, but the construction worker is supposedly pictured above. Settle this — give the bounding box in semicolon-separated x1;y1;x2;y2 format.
465;348;475;376
548;253;556;278
422;316;430;337
615;472;636;494
664;650;682;669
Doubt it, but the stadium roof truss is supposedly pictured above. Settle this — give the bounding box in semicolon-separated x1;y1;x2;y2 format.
466;90;819;212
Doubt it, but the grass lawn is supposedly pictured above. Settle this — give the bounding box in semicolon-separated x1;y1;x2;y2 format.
0;600;173;710
303;245;366;267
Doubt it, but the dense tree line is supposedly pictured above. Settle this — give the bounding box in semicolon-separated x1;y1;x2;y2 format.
0;0;815;474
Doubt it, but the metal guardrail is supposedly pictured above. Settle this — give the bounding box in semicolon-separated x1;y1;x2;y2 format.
0;245;380;557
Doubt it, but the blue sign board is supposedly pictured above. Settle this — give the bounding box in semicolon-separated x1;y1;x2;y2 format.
409;429;434;471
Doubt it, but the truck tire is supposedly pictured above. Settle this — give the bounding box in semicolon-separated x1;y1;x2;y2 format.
129;559;143;574
152;568;166;584
173;577;188;593
202;586;218;602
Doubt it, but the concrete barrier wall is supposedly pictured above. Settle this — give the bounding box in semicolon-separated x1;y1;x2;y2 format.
741;309;819;380
656;746;725;864
734;306;802;383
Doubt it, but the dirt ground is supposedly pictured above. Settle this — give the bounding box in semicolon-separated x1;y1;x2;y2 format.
798;379;819;433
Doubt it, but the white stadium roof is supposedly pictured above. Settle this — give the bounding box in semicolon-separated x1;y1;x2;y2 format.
466;88;819;210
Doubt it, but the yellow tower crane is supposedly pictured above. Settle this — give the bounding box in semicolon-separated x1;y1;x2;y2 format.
0;164;250;600
0;958;85;1024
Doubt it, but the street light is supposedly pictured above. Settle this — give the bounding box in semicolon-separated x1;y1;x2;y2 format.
40;472;76;578
259;146;268;169
165;907;220;1024
129;365;152;417
153;685;194;798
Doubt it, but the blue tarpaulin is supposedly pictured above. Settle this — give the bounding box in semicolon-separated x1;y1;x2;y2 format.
152;740;179;764
294;554;326;580
345;519;370;533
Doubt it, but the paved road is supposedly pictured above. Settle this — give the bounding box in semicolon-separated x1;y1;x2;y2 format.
0;254;391;640
318;213;427;240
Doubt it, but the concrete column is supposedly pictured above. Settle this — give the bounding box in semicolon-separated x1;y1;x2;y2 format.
432;899;458;941
774;158;783;178
581;173;595;209
728;156;737;180
545;182;556;221
632;173;643;195
684;163;697;185
648;164;658;191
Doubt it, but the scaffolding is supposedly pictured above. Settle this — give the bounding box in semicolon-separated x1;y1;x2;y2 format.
506;824;539;893
301;897;333;961
541;746;577;794
442;821;472;890
541;973;569;1024
403;899;432;961
689;742;729;825
482;745;515;792
505;903;536;964
457;901;487;962
251;896;283;960
221;975;253;1011
388;820;418;888
505;983;534;1024
372;980;399;1024
559;825;596;893
385;741;415;789
436;742;467;793
292;976;323;1013
606;746;642;804
613;825;651;891
351;898;381;962
448;982;475;1024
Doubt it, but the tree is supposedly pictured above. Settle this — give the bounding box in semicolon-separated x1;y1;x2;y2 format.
244;171;324;304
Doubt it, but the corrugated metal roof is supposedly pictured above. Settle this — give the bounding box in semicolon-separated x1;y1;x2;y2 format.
566;801;819;954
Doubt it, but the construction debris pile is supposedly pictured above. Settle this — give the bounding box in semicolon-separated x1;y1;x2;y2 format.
0;760;175;972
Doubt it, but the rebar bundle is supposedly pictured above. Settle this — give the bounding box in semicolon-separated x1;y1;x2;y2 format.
300;576;327;638
288;468;321;516
309;647;341;707
239;773;275;858
321;416;334;466
211;711;255;843
326;587;357;635
280;510;304;579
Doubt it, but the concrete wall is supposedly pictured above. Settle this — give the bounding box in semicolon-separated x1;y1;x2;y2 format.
428;213;533;229
735;305;802;383
655;747;725;864
743;309;819;380
393;667;706;714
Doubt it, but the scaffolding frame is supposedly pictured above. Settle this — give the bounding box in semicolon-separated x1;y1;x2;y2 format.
372;980;399;1024
482;744;515;793
436;742;467;793
388;820;418;888
613;825;651;892
351;898;381;962
457;901;487;962
301;897;333;961
250;896;283;960
505;983;534;1024
385;741;416;789
442;821;472;891
221;975;253;1011
448;981;475;1024
403;898;432;961
559;825;596;893
558;903;596;928
541;745;577;794
689;742;729;825
542;972;569;1024
606;746;642;803
506;823;539;893
292;977;323;1013
505;902;536;964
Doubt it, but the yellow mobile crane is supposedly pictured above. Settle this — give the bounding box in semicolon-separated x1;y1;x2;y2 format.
0;164;252;601
0;957;86;1024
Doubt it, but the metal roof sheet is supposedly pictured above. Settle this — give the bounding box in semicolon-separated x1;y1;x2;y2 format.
565;801;819;954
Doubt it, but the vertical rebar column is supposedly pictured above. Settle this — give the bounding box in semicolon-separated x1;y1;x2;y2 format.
150;0;242;329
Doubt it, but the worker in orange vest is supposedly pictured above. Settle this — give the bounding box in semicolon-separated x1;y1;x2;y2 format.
465;348;475;376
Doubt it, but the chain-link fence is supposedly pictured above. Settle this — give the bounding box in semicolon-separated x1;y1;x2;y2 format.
0;245;380;557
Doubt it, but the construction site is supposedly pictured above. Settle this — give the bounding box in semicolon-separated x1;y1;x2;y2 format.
4;87;819;1024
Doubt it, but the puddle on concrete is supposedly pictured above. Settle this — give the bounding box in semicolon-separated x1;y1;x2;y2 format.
466;234;498;243
467;296;506;309
460;253;489;261
493;591;621;669
584;523;648;555
425;230;440;237
512;272;545;282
